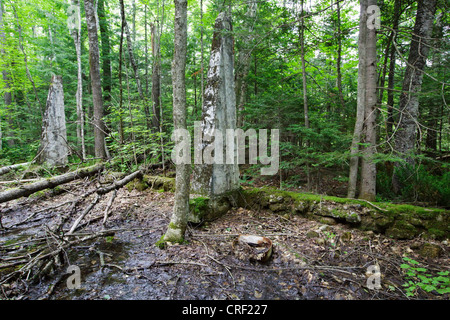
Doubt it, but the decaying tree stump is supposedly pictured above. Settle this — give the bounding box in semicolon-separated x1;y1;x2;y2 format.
38;75;69;166
192;12;240;221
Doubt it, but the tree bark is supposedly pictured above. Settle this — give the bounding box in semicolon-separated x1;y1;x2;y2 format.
0;0;14;148
70;0;86;160
359;0;378;201
336;0;345;110
0;163;104;204
97;0;112;108
392;0;437;193
347;0;368;198
192;11;240;205
84;0;107;160
235;1;257;128
151;22;161;130
38;75;69;167
162;0;189;244
0;162;31;176
386;0;401;139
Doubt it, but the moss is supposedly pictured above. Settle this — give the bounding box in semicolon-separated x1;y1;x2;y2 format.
427;228;445;239
125;178;147;192
155;235;167;249
143;175;175;192
188;197;210;223
385;221;418;239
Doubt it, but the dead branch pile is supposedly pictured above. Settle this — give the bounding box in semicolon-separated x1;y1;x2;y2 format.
0;164;145;295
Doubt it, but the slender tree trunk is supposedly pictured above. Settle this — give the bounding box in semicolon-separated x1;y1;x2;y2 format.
235;1;257;128
0;0;14;148
386;0;401;139
162;0;189;244
118;0;125;145
300;0;311;189
336;0;345;110
200;0;204;113
359;0;378;201
70;0;85;160
97;0;112;109
392;0;437;193
84;0;107;160
144;4;149;96
151;22;161;130
347;0;368;198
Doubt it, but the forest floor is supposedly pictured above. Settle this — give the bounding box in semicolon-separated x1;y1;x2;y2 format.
0;173;448;301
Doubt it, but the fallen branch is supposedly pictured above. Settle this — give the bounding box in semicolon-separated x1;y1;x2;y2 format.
96;169;143;195
67;194;101;235
0;163;104;204
103;190;117;225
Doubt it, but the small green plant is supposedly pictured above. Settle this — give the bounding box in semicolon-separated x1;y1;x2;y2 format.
400;256;450;296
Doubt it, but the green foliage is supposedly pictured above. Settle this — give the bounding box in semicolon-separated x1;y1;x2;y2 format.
400;257;450;297
387;164;450;207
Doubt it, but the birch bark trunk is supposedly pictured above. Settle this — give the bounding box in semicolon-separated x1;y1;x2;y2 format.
70;0;85;160
192;11;240;221
38;75;68;166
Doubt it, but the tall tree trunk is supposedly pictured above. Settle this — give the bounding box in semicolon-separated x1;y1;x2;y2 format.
359;0;378;201
118;0;125;145
162;0;189;244
97;0;112;109
151;22;161;130
336;0;345;110
392;0;437;193
235;1;257;128
144;4;149;96
70;0;86;160
300;0;311;189
0;0;14;148
386;0;401;139
347;0;368;198
425;13;443;155
84;0;107;160
200;0;204;115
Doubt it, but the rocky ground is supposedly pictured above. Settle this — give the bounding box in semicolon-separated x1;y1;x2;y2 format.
0;178;448;300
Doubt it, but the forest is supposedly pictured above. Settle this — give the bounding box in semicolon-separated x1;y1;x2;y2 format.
0;0;449;302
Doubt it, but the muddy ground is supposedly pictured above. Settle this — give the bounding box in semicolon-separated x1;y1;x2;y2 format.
0;179;449;300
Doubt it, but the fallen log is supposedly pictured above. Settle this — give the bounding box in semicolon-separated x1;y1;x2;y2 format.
0;163;104;204
0;162;31;176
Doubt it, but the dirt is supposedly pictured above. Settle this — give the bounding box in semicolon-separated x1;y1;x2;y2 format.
0;180;449;300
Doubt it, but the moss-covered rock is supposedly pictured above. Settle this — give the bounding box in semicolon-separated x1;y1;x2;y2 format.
418;243;443;258
385;221;418;239
143;175;175;192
